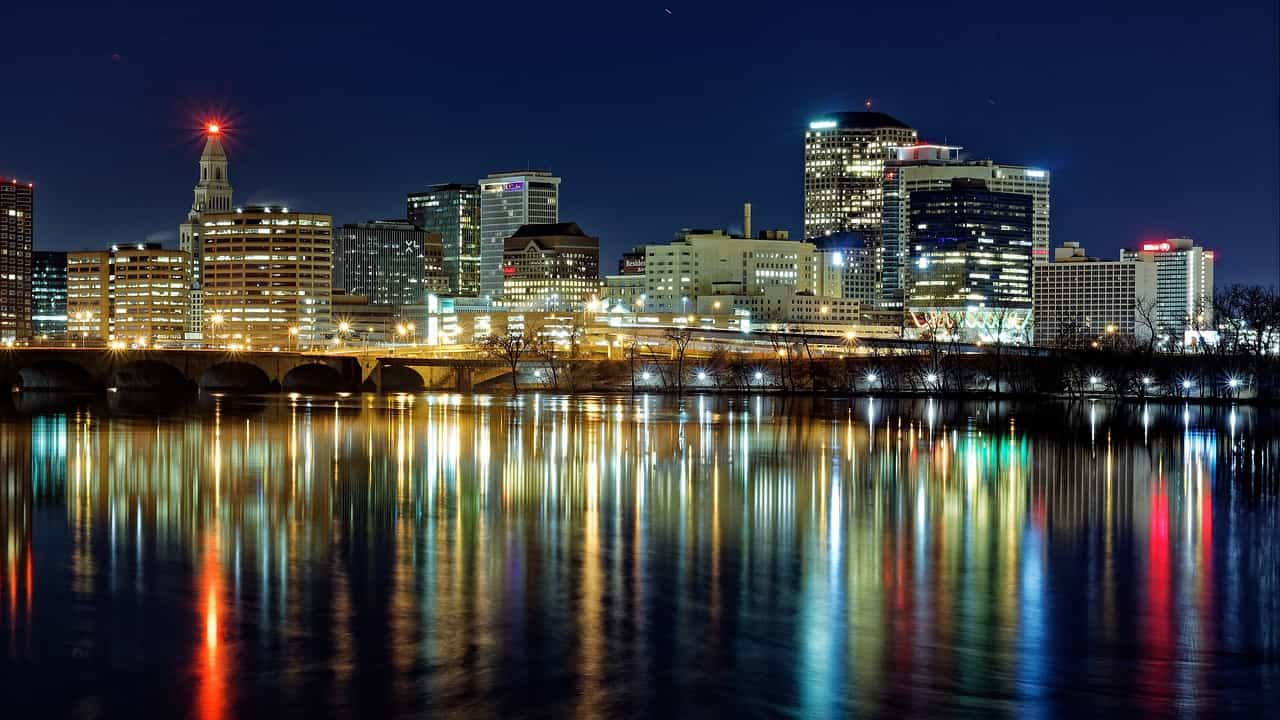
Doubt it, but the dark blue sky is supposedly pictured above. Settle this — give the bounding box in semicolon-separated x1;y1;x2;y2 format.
3;0;1277;284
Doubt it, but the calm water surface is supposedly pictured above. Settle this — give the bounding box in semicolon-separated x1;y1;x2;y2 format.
0;394;1277;718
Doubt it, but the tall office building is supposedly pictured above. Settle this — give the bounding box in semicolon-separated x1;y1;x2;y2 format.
66;243;189;347
501;222;600;311
31;251;67;340
178;124;234;337
201;206;332;349
479;171;560;299
1033;243;1157;346
0;177;34;341
906;178;1034;343
804;111;917;257
407;183;481;296
1123;237;1215;339
883;144;1051;305
334;220;449;305
66;251;111;344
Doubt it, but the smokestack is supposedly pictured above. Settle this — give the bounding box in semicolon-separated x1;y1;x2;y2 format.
743;202;752;239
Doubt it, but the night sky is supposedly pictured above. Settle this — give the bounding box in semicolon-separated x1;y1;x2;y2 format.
3;0;1277;284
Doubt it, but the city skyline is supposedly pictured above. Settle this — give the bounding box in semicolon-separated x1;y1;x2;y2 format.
1;1;1275;286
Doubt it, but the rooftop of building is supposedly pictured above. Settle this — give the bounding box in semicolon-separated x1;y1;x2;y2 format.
340;219;421;230
809;111;913;130
510;222;592;239
484;170;557;179
408;183;480;196
809;231;868;250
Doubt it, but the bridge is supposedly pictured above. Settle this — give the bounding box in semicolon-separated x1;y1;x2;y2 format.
1;348;362;393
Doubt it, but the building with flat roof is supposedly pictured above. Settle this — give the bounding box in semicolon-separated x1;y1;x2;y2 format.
407;183;481;296
32;250;67;341
643;229;820;314
479;171;560;299
1122;237;1215;341
334;220;448;305
884;144;1050;305
1;177;34;342
201;206;332;349
66;251;111;344
501;222;600;311
65;243;190;347
1033;242;1157;346
906;178;1034;343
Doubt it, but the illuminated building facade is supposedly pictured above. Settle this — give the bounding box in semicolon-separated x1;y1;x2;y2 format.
201;206;332;349
1;177;34;342
178;125;234;337
334;220;449;305
884;144;1051;305
906;178;1034;343
65;243;189;347
407;183;481;296
1032;243;1157;346
643;229;817;314
811;231;877;305
1122;237;1215;338
111;244;190;346
66;251;111;344
479;171;560;300
804;112;917;304
32;250;67;340
501;222;600;311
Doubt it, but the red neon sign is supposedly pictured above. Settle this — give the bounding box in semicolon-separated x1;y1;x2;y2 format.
1140;241;1172;252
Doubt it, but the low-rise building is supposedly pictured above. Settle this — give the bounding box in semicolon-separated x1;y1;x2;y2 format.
644;229;819;313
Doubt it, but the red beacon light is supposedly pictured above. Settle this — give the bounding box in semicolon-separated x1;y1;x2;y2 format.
206;123;221;135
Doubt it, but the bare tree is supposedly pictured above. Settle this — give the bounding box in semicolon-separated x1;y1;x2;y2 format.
481;326;537;392
664;327;694;394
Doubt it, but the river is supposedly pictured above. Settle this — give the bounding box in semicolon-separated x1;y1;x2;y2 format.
0;394;1276;717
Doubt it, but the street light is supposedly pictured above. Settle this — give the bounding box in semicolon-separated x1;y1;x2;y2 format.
866;372;878;384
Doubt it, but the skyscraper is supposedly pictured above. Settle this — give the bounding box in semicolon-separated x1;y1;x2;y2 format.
407;183;481;296
334;220;450;305
201;206;332;349
179;124;234;337
32;250;67;341
883;144;1051;306
0;177;34;342
479;171;560;300
804;111;917;241
906;178;1034;343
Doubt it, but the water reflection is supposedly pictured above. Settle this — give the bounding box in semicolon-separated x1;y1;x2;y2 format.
0;395;1277;718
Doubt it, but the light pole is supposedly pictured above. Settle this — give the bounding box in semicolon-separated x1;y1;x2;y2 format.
288;325;299;353
210;313;225;349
